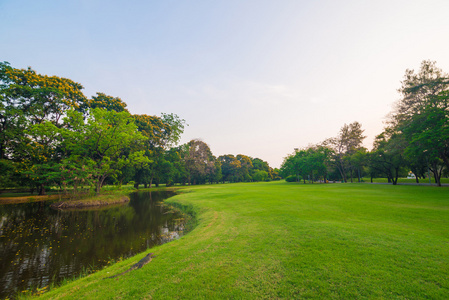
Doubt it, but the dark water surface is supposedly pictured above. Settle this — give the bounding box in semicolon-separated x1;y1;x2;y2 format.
0;190;186;299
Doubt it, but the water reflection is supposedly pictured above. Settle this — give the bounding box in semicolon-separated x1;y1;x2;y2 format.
0;190;185;299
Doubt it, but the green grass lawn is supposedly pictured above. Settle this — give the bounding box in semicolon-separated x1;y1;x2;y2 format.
366;177;449;184
38;181;449;299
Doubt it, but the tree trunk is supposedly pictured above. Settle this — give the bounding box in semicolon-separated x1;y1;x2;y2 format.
441;153;449;173
96;175;107;194
337;163;347;183
38;184;46;195
431;163;441;187
392;168;399;185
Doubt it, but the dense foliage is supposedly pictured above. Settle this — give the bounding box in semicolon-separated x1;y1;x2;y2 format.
0;62;277;195
280;60;449;185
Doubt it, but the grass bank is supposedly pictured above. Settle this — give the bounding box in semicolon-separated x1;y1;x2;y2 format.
0;185;173;206
0;194;63;204
50;194;130;209
49;186;180;208
37;181;449;299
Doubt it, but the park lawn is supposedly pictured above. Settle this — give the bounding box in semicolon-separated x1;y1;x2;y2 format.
38;181;449;299
366;177;449;184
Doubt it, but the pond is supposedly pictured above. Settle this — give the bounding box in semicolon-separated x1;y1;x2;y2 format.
0;190;186;299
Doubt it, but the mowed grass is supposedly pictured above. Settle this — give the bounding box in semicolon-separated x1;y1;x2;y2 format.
39;182;449;299
367;177;449;184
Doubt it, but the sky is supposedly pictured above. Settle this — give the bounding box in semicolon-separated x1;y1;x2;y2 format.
1;0;449;168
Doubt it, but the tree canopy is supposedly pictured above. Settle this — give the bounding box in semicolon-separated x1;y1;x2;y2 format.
1;61;277;193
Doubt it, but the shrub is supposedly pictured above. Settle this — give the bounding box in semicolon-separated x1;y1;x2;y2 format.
285;175;297;182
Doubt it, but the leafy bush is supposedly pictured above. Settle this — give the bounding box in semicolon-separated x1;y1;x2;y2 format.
285;175;297;182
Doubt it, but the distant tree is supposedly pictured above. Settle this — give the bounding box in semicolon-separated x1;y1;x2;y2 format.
280;149;313;184
132;113;186;188
236;154;253;182
132;114;168;188
280;154;298;182
325;121;366;182
252;170;269;182
307;145;332;183
369;129;407;185
251;158;273;180
218;154;239;183
348;148;368;182
211;160;223;183
165;145;188;185
271;168;281;180
184;139;216;185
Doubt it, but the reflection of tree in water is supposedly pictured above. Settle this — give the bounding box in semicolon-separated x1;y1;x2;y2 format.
0;190;185;299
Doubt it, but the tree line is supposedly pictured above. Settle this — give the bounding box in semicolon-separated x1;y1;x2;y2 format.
281;60;449;186
0;62;277;195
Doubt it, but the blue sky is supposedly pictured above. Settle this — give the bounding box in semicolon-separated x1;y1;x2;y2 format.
2;0;449;168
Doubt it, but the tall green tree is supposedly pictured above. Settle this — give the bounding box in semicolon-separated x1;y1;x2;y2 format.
325;121;366;182
280;149;313;183
184;139;217;185
65;108;147;193
390;60;449;185
369;129;407;185
218;154;240;183
236;154;253;182
349;148;368;183
251;158;273;180
165;144;189;185
0;61;88;192
394;60;449;122
132;113;186;188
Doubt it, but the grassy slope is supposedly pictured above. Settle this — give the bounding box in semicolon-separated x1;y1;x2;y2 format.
40;182;449;299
